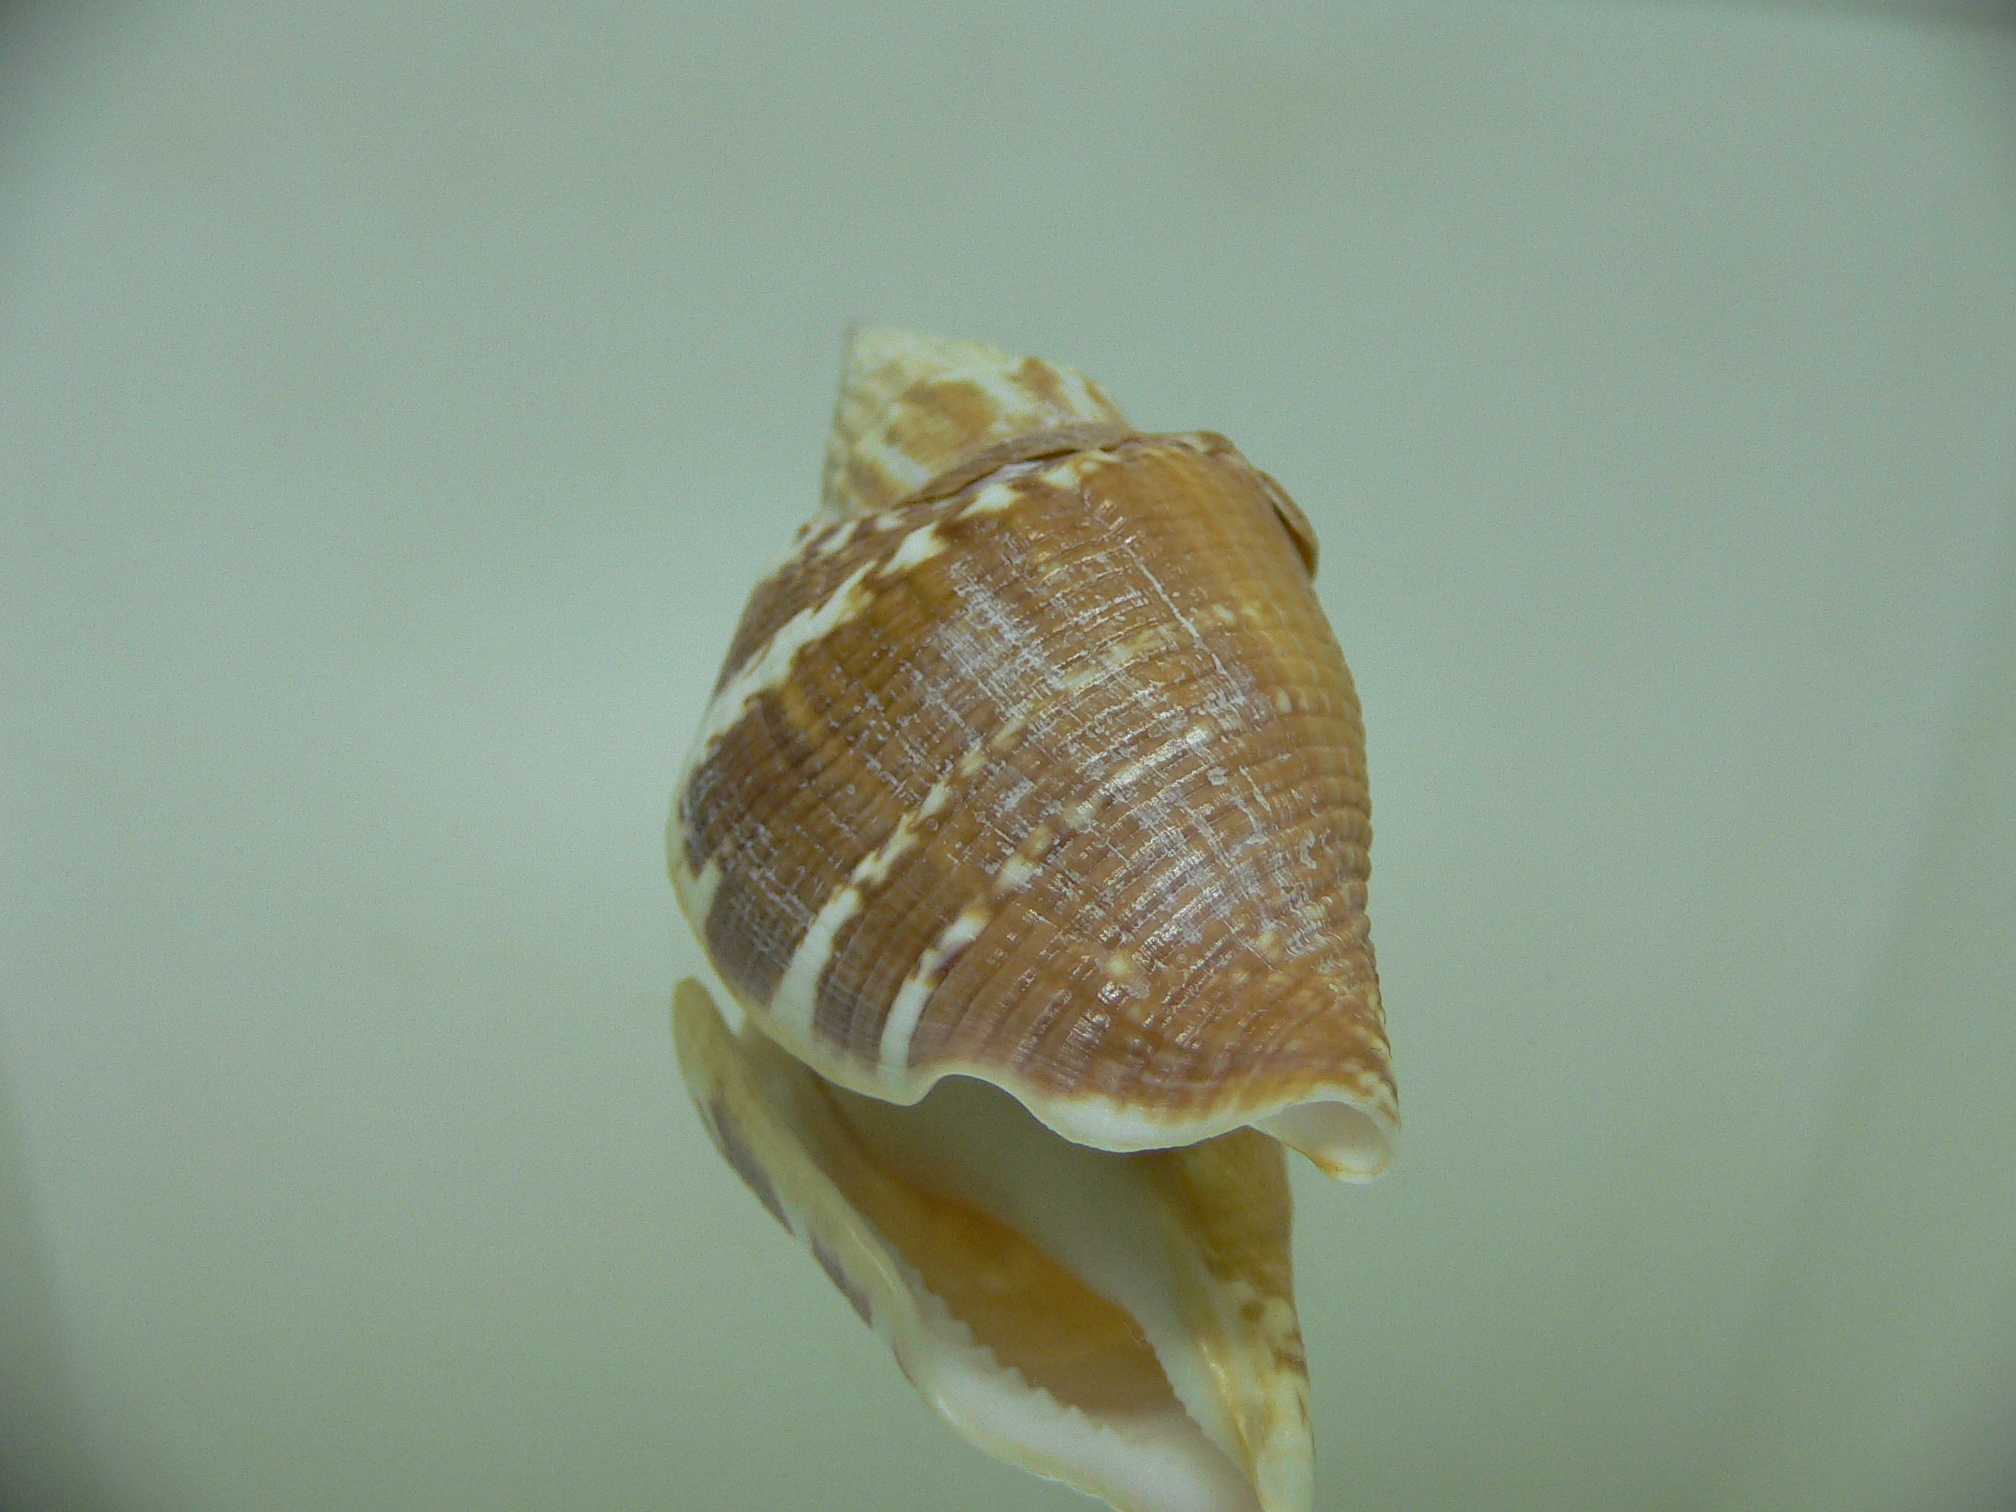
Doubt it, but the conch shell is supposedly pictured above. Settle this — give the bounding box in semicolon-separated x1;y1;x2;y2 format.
669;328;1394;1512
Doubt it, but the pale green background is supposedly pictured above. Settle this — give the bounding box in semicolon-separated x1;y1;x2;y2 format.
3;3;2014;1510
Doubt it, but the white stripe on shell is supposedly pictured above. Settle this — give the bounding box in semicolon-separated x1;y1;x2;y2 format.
769;884;865;1041
877;902;991;1076
768;778;953;1039
878;522;949;578
667;851;729;975
689;560;878;758
957;476;1025;518
814;519;859;557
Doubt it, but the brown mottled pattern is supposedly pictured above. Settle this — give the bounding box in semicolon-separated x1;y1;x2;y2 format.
1010;355;1075;411
681;432;1390;1123
822;338;1129;519
882;379;1000;465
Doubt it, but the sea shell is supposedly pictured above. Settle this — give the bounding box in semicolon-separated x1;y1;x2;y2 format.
668;328;1395;1512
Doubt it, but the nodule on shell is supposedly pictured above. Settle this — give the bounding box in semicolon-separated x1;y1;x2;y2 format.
668;327;1396;1512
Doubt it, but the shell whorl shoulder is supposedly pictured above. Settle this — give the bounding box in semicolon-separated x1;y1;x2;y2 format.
817;327;1131;525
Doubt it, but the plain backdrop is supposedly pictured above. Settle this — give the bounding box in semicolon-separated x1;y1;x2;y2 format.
2;4;2014;1511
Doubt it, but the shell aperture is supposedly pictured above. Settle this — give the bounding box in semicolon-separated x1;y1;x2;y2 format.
676;982;1310;1512
669;329;1394;1512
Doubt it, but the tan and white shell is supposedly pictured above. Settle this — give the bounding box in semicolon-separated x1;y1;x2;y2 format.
669;327;1396;1512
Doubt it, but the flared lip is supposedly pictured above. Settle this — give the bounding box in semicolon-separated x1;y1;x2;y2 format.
687;959;1397;1180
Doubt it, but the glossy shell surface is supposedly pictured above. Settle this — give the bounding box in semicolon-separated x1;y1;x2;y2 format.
672;329;1394;1177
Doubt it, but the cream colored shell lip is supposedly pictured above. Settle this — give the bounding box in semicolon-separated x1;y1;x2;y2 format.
674;980;1315;1512
669;843;1393;1179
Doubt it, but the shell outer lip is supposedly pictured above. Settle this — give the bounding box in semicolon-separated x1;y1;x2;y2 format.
671;976;1316;1512
670;927;1395;1179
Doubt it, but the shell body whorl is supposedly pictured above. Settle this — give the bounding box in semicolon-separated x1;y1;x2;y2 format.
673;328;1394;1177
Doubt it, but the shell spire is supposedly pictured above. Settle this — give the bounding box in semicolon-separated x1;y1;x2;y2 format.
817;326;1132;524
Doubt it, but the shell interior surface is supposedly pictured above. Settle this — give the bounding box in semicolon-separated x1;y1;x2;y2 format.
675;981;1311;1512
668;328;1396;1512
673;327;1395;1180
